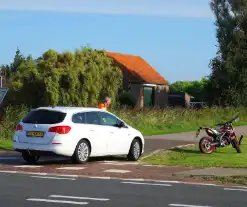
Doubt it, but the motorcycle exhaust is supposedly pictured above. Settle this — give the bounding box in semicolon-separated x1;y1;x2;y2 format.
210;142;219;146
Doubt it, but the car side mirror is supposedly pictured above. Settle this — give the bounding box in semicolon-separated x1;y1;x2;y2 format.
118;121;126;128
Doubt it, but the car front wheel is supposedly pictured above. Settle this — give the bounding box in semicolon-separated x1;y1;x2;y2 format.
127;139;141;161
72;140;90;164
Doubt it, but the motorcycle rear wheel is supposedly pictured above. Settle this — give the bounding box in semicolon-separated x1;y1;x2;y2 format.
199;137;215;154
232;138;241;153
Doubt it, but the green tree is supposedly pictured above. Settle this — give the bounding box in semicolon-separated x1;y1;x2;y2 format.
208;0;247;106
7;47;123;108
10;48;25;73
169;77;209;101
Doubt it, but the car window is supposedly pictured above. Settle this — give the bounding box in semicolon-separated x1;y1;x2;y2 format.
72;113;86;124
99;112;120;127
85;112;100;125
22;109;66;124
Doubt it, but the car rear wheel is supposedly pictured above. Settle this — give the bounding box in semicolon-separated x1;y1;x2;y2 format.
127;139;141;161
72;140;90;164
21;151;40;164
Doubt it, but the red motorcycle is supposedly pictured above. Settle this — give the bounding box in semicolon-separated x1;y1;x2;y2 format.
196;115;243;154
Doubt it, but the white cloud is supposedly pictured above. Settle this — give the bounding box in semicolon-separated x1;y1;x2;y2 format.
0;0;214;18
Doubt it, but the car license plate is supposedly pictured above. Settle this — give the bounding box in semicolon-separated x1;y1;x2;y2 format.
26;131;44;137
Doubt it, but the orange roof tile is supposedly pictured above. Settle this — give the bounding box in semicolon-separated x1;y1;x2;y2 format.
106;52;168;85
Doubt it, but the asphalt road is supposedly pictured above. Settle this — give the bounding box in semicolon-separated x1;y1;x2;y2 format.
0;172;246;207
143;139;195;155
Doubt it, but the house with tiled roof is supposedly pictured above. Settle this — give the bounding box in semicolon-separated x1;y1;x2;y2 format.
107;52;169;108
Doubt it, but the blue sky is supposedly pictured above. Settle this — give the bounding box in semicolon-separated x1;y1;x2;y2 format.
0;0;216;83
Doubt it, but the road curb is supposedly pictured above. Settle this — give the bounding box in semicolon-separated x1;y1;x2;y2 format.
140;143;196;162
168;143;196;149
139;149;162;160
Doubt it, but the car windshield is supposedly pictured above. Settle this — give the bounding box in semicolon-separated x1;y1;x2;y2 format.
22;109;66;124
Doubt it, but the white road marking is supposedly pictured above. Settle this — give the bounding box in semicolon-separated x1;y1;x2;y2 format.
182;182;217;186
88;176;111;179
104;169;131;173
31;176;76;180
14;165;42;168
0;170;17;173
169;204;211;207
53;174;78;177
224;188;247;192
0;157;19;160
103;161;139;165
233;185;247;189
56;167;85;170
25;172;48;176
140;149;162;160
122;181;172;187
26;198;88;205
50;195;109;201
121;179;180;183
102;163;128;166
122;178;145;182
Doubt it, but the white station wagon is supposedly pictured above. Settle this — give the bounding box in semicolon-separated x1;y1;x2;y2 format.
13;107;145;164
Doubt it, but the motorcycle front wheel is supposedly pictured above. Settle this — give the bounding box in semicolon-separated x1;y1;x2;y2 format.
199;137;215;154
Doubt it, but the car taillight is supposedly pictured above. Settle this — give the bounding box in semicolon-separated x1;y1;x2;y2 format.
48;126;71;134
15;124;23;131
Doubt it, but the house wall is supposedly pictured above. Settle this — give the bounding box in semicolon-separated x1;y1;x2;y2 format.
113;62;144;108
168;92;191;108
128;83;169;108
154;85;169;108
128;83;144;108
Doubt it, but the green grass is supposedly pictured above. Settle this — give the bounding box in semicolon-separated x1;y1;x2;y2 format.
113;106;247;136
191;175;247;186
1;105;247;150
0;139;13;151
142;138;247;168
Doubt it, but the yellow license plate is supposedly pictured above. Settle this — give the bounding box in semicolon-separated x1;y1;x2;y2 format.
27;131;44;137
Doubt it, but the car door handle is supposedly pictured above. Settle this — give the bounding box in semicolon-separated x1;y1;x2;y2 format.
90;129;95;132
109;132;114;134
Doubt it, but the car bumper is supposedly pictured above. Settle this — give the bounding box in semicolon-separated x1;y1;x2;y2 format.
13;142;74;157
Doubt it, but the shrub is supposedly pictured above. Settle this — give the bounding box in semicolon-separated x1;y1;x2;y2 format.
118;91;136;107
0;105;28;140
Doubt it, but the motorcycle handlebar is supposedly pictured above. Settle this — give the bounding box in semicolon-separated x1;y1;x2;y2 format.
229;115;239;123
216;115;239;126
198;115;239;131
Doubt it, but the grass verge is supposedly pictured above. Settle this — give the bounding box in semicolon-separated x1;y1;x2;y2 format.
183;175;247;186
142;138;247;168
114;106;247;136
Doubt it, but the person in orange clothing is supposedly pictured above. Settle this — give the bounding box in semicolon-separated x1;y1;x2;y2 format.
98;96;111;110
